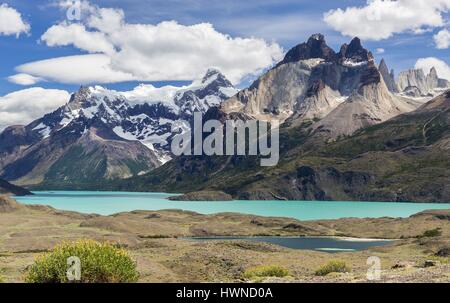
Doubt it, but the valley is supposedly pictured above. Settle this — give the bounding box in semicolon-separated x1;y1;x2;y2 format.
1;195;449;283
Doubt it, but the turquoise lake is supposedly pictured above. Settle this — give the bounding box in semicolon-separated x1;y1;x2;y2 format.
14;191;450;220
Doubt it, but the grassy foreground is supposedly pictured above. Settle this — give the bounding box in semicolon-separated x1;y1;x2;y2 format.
0;195;449;283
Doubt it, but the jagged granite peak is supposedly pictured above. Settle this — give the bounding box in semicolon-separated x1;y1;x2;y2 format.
378;59;399;93
312;79;423;139
339;37;373;63
390;69;395;81
397;68;448;97
427;67;439;89
430;67;438;77
222;34;421;126
277;33;337;67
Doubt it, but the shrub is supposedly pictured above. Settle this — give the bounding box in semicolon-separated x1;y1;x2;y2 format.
25;240;139;283
243;265;289;279
420;228;442;238
315;260;351;276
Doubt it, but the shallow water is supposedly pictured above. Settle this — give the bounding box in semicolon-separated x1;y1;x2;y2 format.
15;191;450;220
185;236;393;253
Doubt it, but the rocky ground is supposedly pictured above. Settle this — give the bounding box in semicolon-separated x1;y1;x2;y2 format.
0;195;449;283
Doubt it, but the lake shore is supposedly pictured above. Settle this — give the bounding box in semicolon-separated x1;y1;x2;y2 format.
1;195;449;283
14;191;450;219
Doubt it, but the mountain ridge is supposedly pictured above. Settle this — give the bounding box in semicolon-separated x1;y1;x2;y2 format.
0;69;237;187
113;89;450;202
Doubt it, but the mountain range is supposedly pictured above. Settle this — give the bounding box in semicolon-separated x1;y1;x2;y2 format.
0;69;237;188
117;89;450;202
221;35;444;139
109;35;450;203
0;34;448;202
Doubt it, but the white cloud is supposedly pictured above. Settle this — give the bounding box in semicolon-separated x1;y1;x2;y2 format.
7;73;44;86
324;0;450;41
41;23;115;54
415;57;450;80
17;54;135;85
0;88;70;131
376;48;385;54
21;2;283;85
0;3;30;37
434;29;450;49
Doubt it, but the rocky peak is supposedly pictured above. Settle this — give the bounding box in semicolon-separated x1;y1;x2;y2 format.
426;67;439;89
396;68;444;97
69;86;91;104
277;33;336;67
390;69;395;80
378;59;399;93
200;68;234;92
202;68;223;83
429;67;438;78
339;37;373;62
379;59;388;72
174;69;237;115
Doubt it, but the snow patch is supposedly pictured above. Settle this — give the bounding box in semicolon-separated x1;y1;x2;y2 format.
342;59;368;67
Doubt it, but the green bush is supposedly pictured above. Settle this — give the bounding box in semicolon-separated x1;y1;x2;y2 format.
243;265;289;279
420;228;442;238
315;260;351;276
25;240;139;283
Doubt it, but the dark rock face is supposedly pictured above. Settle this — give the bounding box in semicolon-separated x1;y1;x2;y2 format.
0;126;41;154
306;80;326;97
294;166;327;200
235;166;376;201
0;179;32;196
277;34;337;67
169;191;233;201
292;166;373;201
339;37;373;62
359;62;382;87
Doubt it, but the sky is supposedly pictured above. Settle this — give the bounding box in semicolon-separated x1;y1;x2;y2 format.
0;0;449;129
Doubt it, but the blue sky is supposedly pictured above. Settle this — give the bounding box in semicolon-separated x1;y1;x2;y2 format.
0;0;449;97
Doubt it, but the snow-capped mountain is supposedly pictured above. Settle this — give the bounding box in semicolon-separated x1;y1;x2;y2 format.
0;69;237;187
29;68;236;162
